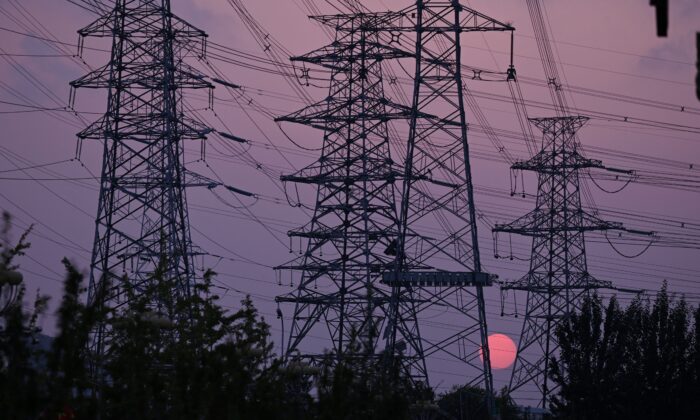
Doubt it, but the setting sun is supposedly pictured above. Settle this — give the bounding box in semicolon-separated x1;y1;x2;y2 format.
480;333;517;370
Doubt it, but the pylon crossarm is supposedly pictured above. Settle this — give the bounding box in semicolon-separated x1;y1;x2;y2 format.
373;3;513;33
310;11;408;29
275;96;416;128
291;42;412;68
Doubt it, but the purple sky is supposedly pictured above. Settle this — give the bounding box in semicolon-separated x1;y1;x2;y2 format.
1;0;699;403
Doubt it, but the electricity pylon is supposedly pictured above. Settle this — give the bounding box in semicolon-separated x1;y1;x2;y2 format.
493;116;636;407
275;12;413;367
380;2;514;415
70;0;213;372
276;5;515;415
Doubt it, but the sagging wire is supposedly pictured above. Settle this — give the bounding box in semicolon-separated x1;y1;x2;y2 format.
276;122;324;151
604;230;656;258
588;170;637;194
209;187;259;209
282;181;312;211
208;137;252;160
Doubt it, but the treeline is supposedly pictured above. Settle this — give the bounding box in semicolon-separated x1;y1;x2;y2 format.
549;289;700;419
0;229;423;419
1;215;699;419
0;217;484;419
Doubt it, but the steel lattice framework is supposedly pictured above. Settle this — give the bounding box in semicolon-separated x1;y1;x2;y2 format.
493;116;627;407
276;4;516;416
275;12;414;367
71;0;213;369
379;3;513;414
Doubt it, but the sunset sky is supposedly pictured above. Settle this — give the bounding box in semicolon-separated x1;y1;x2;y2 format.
1;0;699;404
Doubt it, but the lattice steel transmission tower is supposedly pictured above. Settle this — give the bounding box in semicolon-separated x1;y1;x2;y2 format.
493;116;634;407
381;2;514;413
275;12;413;367
276;5;515;415
70;0;213;368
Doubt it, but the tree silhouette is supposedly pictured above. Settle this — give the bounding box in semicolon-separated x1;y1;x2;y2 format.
550;287;700;418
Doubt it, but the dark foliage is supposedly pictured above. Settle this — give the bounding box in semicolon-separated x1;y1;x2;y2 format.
0;216;424;419
0;213;49;420
5;211;699;420
437;385;519;420
549;287;700;419
315;348;430;419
